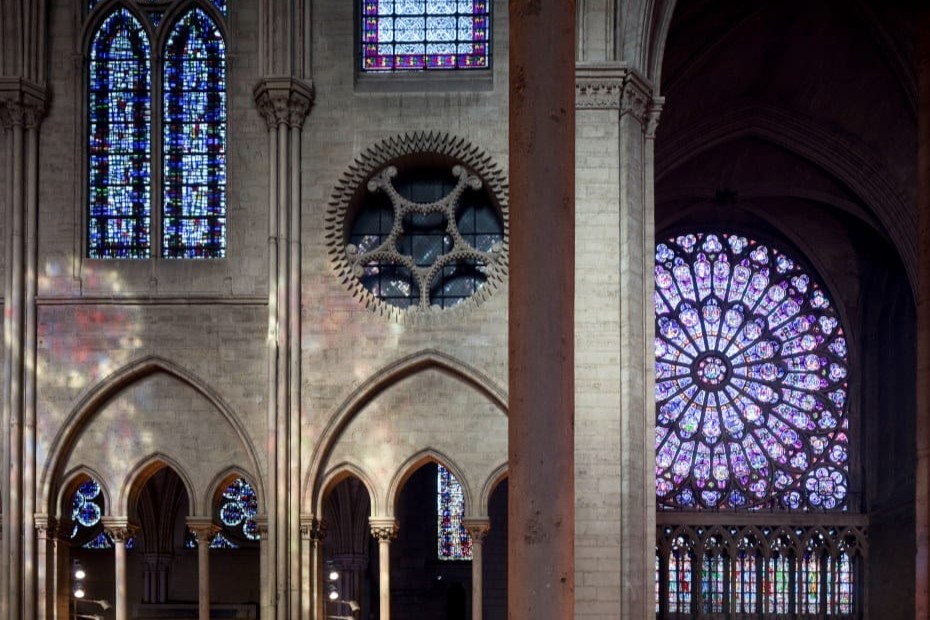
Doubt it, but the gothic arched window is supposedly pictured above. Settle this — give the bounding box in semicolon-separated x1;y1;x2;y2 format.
437;464;471;560
360;0;491;72
87;1;227;259
654;233;849;511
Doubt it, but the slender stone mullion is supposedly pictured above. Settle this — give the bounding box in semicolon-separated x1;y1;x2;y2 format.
509;2;575;619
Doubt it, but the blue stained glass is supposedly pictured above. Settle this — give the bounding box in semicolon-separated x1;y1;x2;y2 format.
655;233;850;511
218;478;260;542
437;465;472;560
163;8;226;258
361;0;491;71
210;0;227;16
88;9;152;258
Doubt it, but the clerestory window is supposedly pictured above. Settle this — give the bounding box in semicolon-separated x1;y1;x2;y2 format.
86;0;227;259
359;0;491;73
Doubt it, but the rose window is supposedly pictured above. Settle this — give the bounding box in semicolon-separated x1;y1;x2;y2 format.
654;233;850;510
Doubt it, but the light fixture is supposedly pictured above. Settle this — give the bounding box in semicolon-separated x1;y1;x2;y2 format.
74;586;86;599
328;570;340;581
328;589;339;601
74;566;86;580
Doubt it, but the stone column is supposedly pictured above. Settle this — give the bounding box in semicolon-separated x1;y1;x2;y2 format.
917;3;930;615
463;519;491;620
187;518;220;620
300;517;326;620
34;515;57;620
103;519;138;620
369;519;398;620
54;519;72;620
0;77;47;620
508;2;575;620
254;76;313;620
256;516;272;620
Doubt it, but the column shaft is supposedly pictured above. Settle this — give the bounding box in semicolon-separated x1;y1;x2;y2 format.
916;4;930;615
508;2;576;619
114;539;127;620
198;537;210;620
378;539;390;620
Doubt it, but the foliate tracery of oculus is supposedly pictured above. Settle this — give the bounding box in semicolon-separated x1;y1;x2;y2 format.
70;478;132;549
654;233;850;511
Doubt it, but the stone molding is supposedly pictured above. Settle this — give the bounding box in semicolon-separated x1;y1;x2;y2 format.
575;65;664;133
575;65;625;109
0;77;49;129
253;76;314;129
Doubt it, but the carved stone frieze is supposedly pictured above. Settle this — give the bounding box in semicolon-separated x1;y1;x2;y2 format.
253;76;314;129
0;77;49;129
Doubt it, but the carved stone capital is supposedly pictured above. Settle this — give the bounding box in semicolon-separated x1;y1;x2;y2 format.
369;518;398;542
34;514;58;540
575;65;625;109
462;518;491;542
186;517;221;545
101;517;139;543
253;76;314;129
621;71;652;124
254;515;270;539
300;516;327;541
0;77;49;129
646;96;665;140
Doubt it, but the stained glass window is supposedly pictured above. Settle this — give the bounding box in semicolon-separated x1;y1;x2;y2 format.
437;465;471;560
361;0;490;72
217;477;259;544
71;478;114;549
668;536;693;613
87;2;227;259
163;8;226;258
654;233;850;510
347;163;505;310
88;9;152;258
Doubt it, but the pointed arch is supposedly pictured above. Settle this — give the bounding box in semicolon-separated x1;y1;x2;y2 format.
655;104;916;290
86;4;153;258
120;452;197;517
161;3;227;258
58;465;112;519
476;462;507;518
317;463;379;519
303;348;506;513
205;466;262;519
385;448;473;520
40;355;264;517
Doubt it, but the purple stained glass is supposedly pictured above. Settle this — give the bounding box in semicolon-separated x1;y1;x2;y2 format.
88;9;152;258
361;0;490;72
654;233;850;510
163;8;226;258
437;465;472;560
